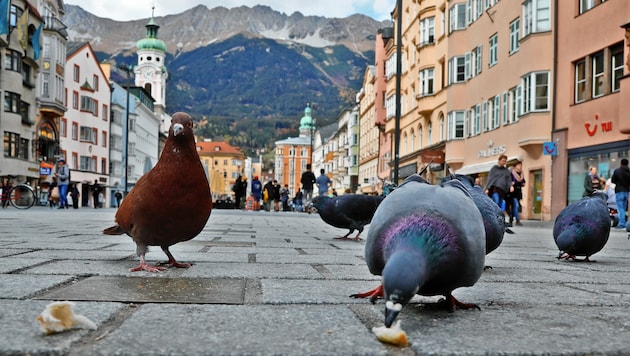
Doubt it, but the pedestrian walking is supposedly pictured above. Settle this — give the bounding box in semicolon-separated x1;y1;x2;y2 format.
611;158;630;229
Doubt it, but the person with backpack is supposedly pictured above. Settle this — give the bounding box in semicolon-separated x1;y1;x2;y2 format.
251;176;262;211
55;158;70;209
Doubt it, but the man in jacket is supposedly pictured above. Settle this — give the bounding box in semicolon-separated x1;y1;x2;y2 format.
611;158;630;229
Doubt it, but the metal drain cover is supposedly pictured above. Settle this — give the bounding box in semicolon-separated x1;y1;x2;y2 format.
37;276;246;304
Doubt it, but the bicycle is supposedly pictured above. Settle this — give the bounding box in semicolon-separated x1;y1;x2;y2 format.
6;183;37;209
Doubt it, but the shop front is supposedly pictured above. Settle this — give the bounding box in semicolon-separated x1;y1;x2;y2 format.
566;140;630;205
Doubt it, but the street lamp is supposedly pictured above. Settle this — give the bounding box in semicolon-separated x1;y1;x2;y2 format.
393;0;402;184
117;64;133;195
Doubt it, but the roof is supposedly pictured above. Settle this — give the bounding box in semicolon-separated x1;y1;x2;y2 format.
196;141;244;156
275;136;311;146
318;123;338;142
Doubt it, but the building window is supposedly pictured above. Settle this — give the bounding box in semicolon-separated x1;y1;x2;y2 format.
72;91;78;109
20;101;31;125
509;86;521;122
502;91;508;125
420;17;435;46
61;118;67;137
466;46;482;79
73;65;79;82
3;132;29;159
4;92;20;113
523;0;550;36
80;156;96;171
509;18;520;54
489;34;498;67
79;126;96;143
80;95;97;115
439;114;445;142
449;3;466;32
9;5;23;27
5;49;20;72
592;52;605;98
72;122;78;140
575;59;587;103
448;111;465;140
93;74;99;91
612;44;624;92
102;131;107;147
574;42;624;104
419;68;434;96
579;0;607;14
102;104;108;121
41;73;50;97
448;55;466;84
472;104;481;136
521;71;550;113
440;8;446;36
101;158;107;174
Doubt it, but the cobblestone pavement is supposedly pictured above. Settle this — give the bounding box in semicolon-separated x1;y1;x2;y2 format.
1;207;629;355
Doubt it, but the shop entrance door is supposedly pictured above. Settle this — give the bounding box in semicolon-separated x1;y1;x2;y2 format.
529;169;543;220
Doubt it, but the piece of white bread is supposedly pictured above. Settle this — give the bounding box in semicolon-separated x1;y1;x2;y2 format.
372;320;408;347
37;301;97;335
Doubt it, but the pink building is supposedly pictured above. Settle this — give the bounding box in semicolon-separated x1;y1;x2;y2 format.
552;0;630;216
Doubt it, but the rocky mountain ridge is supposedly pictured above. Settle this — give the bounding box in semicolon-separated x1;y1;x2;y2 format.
64;4;389;56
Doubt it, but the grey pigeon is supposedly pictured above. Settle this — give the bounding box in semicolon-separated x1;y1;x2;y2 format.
553;192;610;262
352;174;486;327
311;194;384;240
442;174;513;256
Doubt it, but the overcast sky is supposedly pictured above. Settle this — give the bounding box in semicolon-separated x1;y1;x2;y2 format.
64;0;396;22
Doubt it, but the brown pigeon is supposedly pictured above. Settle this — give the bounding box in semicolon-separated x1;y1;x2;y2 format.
103;112;212;272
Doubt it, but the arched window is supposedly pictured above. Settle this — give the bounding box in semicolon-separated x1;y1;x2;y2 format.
439;113;445;142
403;131;408;155
418;125;423;150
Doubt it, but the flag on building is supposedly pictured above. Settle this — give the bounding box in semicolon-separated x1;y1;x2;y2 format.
17;9;28;51
33;22;43;60
0;0;9;35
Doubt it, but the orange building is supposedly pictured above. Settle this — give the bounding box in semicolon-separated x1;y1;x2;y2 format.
196;140;246;200
274;105;314;195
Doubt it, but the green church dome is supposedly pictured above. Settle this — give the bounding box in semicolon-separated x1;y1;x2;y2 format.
136;16;166;52
299;104;314;131
136;37;167;52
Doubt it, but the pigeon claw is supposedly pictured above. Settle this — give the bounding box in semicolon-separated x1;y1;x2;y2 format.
130;262;166;273
350;285;384;304
439;294;481;312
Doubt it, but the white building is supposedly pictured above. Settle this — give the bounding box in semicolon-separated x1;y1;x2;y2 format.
62;42;111;207
133;13;170;135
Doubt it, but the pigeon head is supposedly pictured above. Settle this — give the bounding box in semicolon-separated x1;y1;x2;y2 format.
382;250;424;327
311;196;331;213
170;112;194;138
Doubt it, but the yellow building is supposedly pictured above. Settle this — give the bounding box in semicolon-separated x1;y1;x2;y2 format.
196;140;246;200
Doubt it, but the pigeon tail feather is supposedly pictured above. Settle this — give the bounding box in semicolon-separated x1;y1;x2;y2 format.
103;225;125;235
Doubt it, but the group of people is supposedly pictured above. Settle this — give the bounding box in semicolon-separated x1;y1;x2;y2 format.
232;164;337;213
583;159;630;229
484;154;526;227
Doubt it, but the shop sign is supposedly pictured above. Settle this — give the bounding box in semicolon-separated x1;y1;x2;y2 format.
585;114;613;136
478;140;506;158
543;142;557;156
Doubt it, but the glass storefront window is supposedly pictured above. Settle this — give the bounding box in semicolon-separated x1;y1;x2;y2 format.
568;148;629;204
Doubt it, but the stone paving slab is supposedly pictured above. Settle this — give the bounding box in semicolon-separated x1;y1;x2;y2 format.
0;274;75;299
38;276;247;304
84;304;388;355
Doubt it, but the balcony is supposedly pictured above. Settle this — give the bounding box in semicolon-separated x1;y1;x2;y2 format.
43;16;68;38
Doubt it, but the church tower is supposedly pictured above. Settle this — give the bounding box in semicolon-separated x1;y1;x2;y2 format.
134;7;169;132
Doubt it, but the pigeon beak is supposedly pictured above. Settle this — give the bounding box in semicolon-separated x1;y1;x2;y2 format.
384;300;402;328
173;123;184;136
